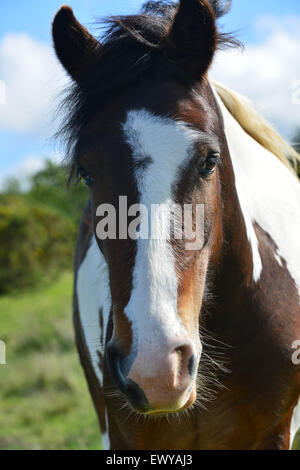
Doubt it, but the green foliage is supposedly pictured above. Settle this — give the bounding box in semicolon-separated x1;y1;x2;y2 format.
27;161;88;225
0;160;88;294
1;177;23;195
0;195;77;293
0;164;100;449
0;162;88;294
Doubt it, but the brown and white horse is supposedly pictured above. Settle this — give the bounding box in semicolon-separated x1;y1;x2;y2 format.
52;0;300;450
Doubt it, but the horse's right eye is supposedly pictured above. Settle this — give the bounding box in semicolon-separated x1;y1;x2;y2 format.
76;166;95;187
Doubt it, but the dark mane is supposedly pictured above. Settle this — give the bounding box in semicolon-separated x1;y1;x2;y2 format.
56;1;238;176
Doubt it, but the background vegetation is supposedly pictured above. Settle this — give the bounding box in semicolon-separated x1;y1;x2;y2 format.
0;162;103;449
0;134;299;449
0;162;87;294
0;272;101;450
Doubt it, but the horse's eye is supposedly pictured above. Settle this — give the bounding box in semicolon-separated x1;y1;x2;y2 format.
76;166;94;187
200;154;220;176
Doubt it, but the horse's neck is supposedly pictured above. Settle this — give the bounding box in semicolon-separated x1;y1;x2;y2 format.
213;86;300;296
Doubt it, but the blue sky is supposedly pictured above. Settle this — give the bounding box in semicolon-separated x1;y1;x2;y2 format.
0;0;300;184
1;0;300;44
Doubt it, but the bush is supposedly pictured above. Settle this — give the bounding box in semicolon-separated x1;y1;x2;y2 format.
28;161;88;225
0;195;77;294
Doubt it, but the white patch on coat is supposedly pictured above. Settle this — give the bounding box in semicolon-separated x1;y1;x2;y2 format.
290;397;300;449
212;84;300;295
101;410;110;450
274;251;283;268
77;235;111;448
122;110;201;370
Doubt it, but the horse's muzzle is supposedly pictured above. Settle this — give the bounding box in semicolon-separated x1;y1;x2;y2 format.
106;340;197;414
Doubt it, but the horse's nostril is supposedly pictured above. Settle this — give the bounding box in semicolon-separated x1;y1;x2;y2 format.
126;379;149;412
174;343;195;376
106;342;127;394
106;342;149;412
188;354;196;377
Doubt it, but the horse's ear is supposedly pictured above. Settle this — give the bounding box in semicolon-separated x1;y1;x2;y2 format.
52;6;102;83
164;0;218;78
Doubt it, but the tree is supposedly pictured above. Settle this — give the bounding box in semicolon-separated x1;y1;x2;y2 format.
27;160;88;224
0;160;88;293
0;195;77;293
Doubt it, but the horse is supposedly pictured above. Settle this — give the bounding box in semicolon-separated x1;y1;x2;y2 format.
52;0;300;450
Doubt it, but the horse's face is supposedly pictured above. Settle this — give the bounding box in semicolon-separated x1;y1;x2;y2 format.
53;0;224;414
81;78;223;413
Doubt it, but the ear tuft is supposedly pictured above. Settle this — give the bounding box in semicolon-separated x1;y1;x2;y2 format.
209;0;232;18
164;0;218;78
52;6;102;83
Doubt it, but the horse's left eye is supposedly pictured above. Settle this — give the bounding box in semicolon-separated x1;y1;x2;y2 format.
200;154;219;176
76;166;94;187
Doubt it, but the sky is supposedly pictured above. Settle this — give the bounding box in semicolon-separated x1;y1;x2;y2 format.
0;0;300;185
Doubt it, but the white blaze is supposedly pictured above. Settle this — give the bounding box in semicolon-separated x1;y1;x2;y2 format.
122;110;201;369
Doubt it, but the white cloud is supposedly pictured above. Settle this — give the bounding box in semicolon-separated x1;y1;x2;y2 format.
0;153;62;190
0;33;67;135
0;15;299;147
13;155;46;179
211;15;300;139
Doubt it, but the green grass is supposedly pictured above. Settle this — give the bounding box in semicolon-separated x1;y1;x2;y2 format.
0;272;102;450
293;432;300;451
0;272;299;450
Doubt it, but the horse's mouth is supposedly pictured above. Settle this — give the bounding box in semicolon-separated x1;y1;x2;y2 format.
129;385;197;418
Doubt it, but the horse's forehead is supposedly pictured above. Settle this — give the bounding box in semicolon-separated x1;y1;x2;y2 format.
122;108;207;177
